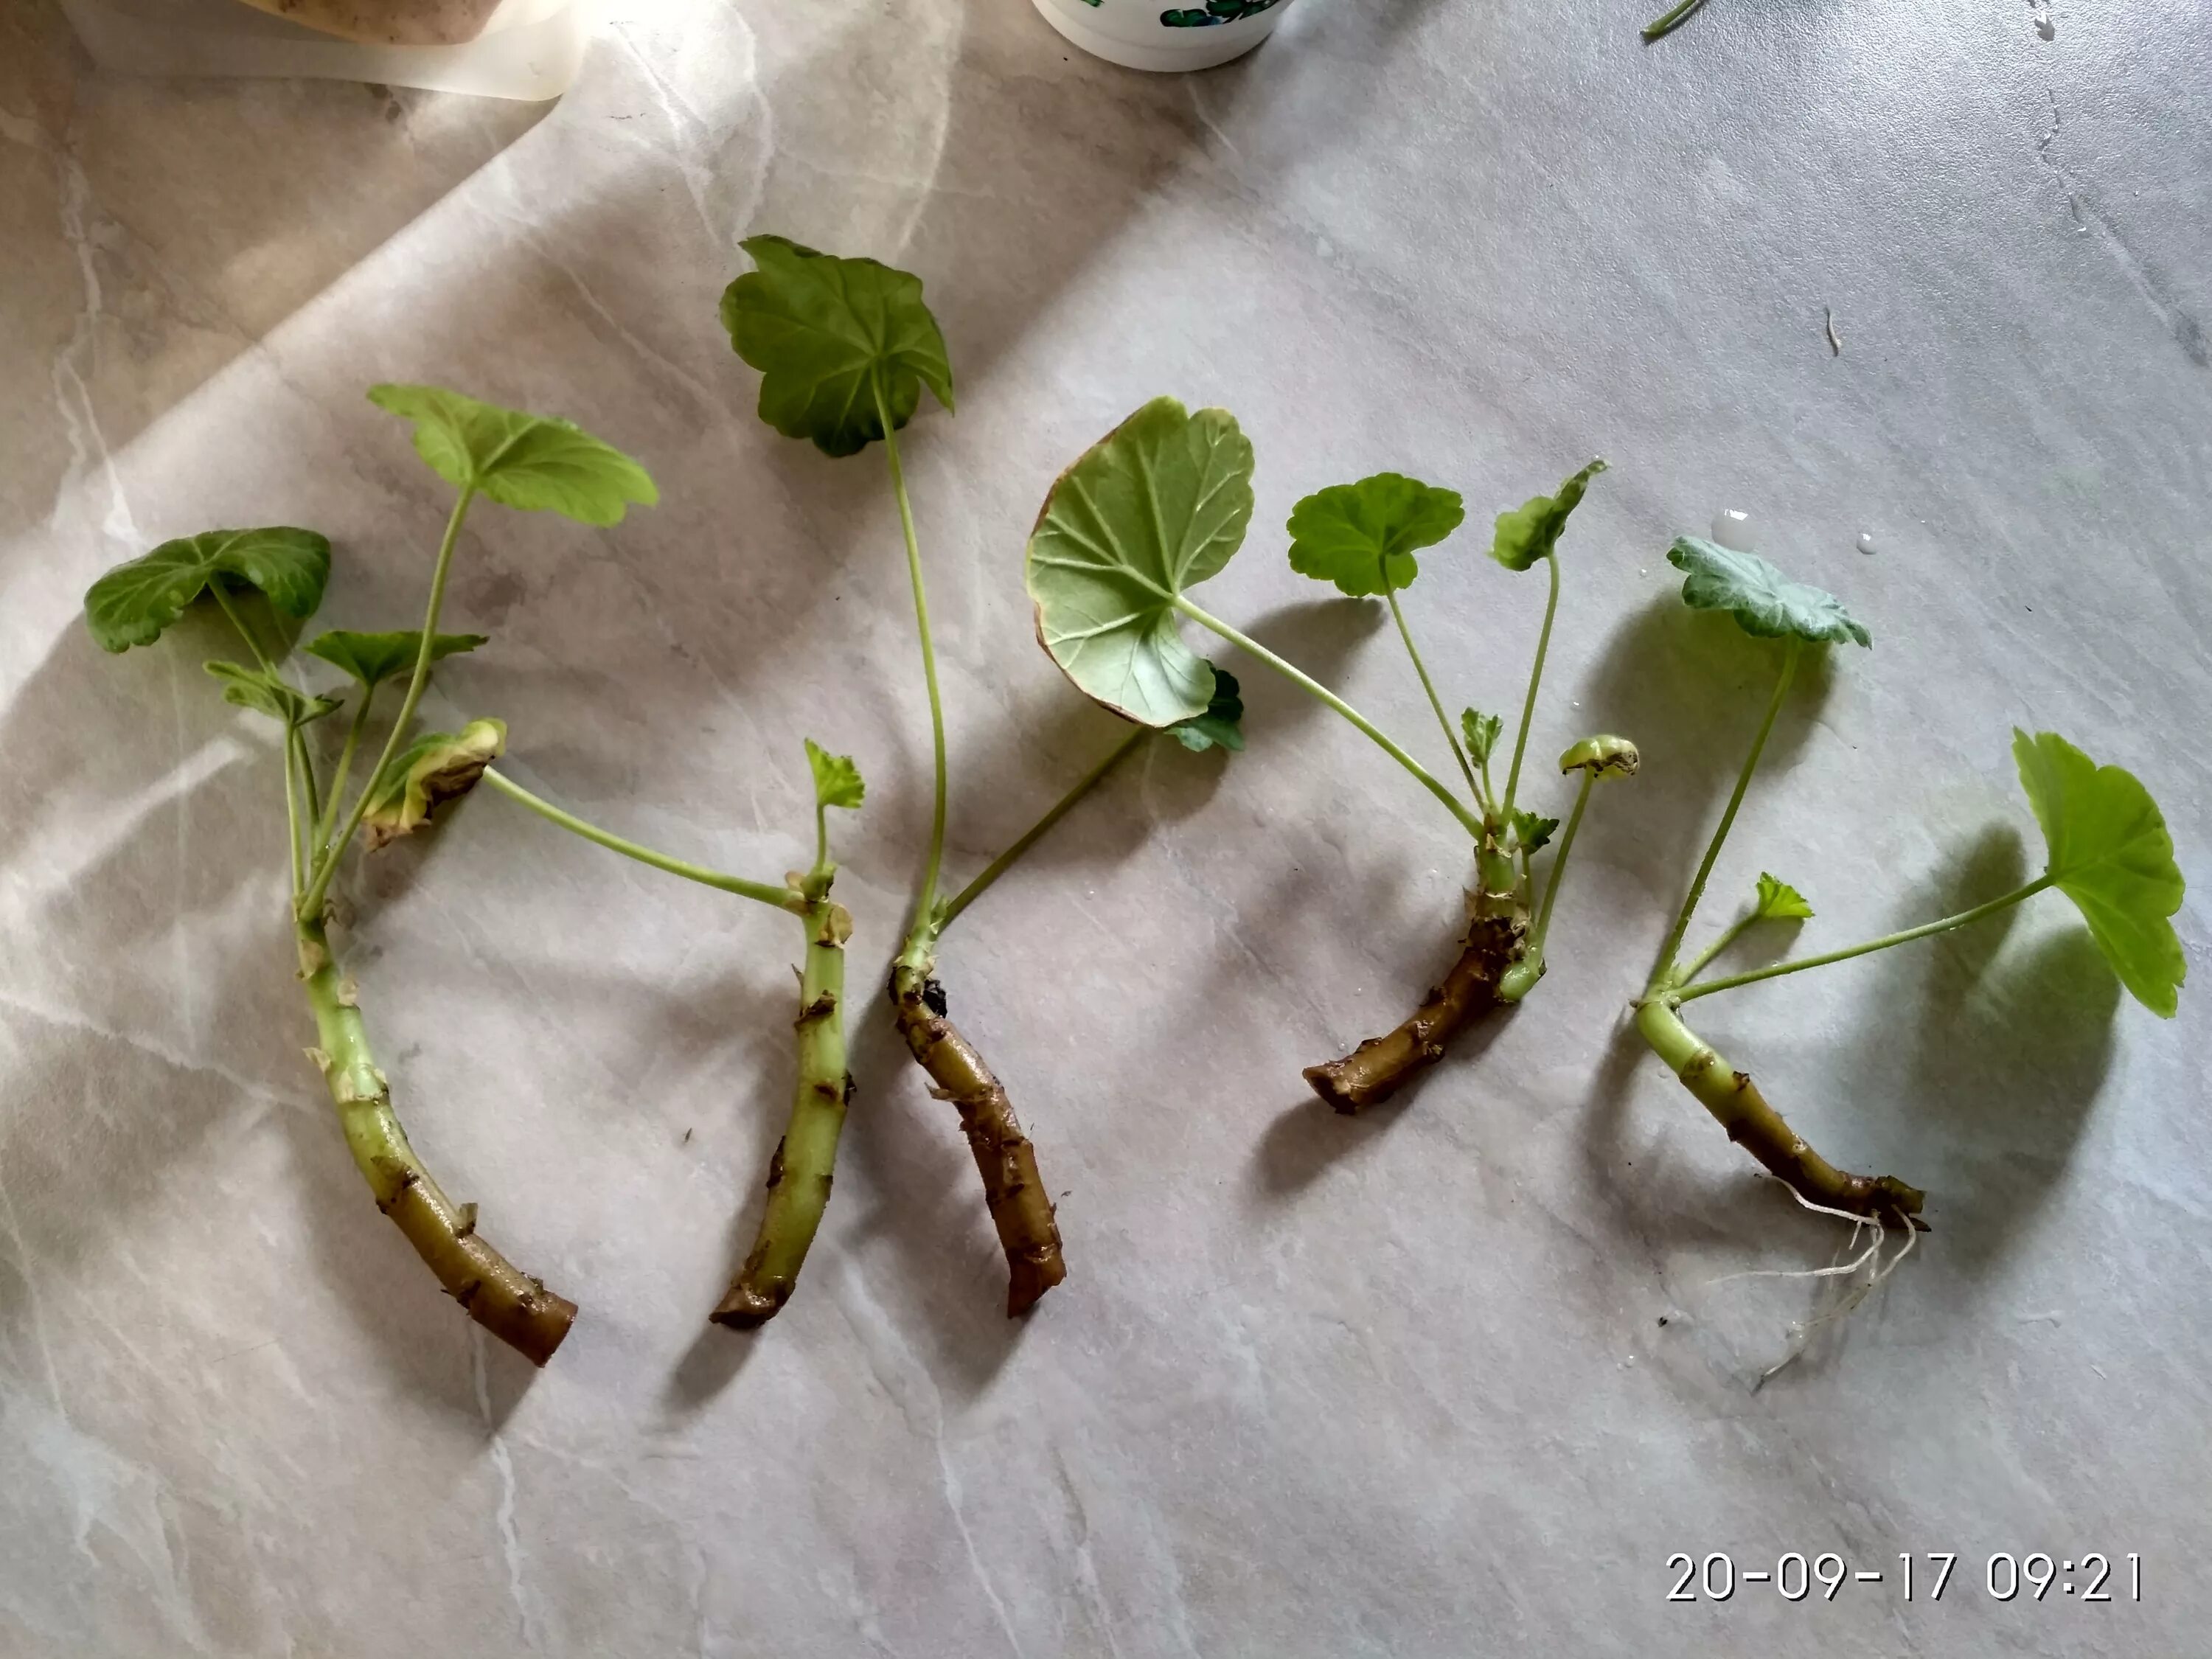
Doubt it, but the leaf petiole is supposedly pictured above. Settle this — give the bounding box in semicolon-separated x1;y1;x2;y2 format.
1172;593;1485;841
300;486;476;919
876;380;950;967
939;726;1148;933
316;690;376;856
1526;767;1595;962
1500;551;1559;821
1672;875;2055;1004
1641;0;1710;40
480;768;799;912
1386;589;1481;807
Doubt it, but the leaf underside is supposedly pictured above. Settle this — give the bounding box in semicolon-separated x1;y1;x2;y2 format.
1666;537;1871;646
1492;458;1607;572
1026;396;1256;728
2013;728;2185;1017
805;737;866;810
1169;663;1245;752
720;235;954;457
1285;472;1464;596
84;527;331;653
204;661;341;728
367;384;657;526
304;629;487;690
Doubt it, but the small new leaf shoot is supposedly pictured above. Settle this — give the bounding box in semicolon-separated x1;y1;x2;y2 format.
1462;709;1504;766
305;629;487;689
805;738;866;810
363;718;507;849
1666;537;1871;646
366;385;657;526
84;527;331;653
1509;810;1559;855
1491;458;1606;572
1168;664;1246;753
1754;872;1814;920
204;661;341;727
720;235;955;456
1285;473;1465;596
1026;396;1256;728
2013;728;2185;1016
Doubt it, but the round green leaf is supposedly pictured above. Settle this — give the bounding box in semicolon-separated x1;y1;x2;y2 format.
1285;473;1464;596
1491;458;1607;571
367;385;657;526
84;527;330;653
303;629;487;690
1666;538;1871;646
720;235;956;458
804;738;866;811
1753;872;1814;920
2013;728;2185;1017
1025;397;1255;728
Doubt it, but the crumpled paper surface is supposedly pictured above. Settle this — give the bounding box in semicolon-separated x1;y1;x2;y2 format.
3;1;2208;1653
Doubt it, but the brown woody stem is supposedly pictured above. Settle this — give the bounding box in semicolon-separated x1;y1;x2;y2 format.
298;919;576;1365
1303;909;1526;1113
1634;995;1927;1225
889;964;1065;1316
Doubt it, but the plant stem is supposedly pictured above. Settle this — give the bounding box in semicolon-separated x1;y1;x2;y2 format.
281;726;306;899
301;487;476;920
1641;0;1711;41
1652;636;1800;982
298;916;577;1362
209;583;276;673
1500;552;1559;821
1387;590;1481;804
480;768;797;912
1304;914;1525;1111
939;727;1147;931
1174;594;1484;841
1677;911;1757;987
875;383;950;967
1674;877;2054;1003
1526;769;1594;963
317;691;375;855
714;894;853;1327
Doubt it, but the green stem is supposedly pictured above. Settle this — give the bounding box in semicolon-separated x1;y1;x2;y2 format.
480;768;797;912
940;726;1147;931
317;691;375;855
209;584;276;674
1500;552;1559;821
1174;594;1484;841
1526;769;1594;961
1641;0;1710;41
876;382;949;967
300;486;476;919
281;724;306;898
1677;911;1757;987
1674;877;2054;1004
1652;637;1800;983
1387;589;1481;805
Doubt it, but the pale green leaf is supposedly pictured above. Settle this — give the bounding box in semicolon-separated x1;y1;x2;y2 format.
720;235;955;457
366;385;657;526
1462;709;1503;767
2013;728;2185;1017
1510;810;1559;855
304;629;487;690
1285;473;1464;596
804;738;866;811
363;718;506;850
1025;397;1256;728
84;527;330;653
1558;734;1640;777
1168;664;1245;753
1491;458;1607;572
1666;538;1871;646
204;661;341;728
1754;872;1814;919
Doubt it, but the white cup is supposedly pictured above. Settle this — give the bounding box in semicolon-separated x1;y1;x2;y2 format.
1030;0;1293;72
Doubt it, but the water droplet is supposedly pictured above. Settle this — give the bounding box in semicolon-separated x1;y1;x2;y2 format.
1856;531;1879;554
1711;509;1756;551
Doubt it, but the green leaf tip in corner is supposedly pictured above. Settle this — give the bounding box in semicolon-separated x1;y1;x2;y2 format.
363;717;507;851
366;385;657;526
1666;538;1871;647
1558;733;1640;778
804;738;866;811
204;661;341;728
1026;396;1256;728
1509;810;1559;855
1463;709;1504;767
305;629;488;690
2012;728;2185;1017
1169;663;1246;753
1285;472;1465;596
720;234;955;458
1491;458;1607;572
84;527;331;653
1753;872;1814;920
